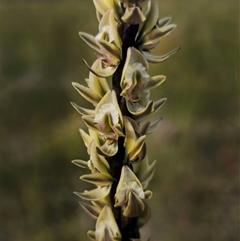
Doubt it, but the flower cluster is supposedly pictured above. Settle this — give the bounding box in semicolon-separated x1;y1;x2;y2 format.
72;0;178;240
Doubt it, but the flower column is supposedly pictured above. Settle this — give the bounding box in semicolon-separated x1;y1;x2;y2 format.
72;0;179;240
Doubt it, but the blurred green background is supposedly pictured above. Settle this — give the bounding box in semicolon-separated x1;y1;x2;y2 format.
2;0;239;240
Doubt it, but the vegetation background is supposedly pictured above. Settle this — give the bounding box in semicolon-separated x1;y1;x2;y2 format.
2;0;239;240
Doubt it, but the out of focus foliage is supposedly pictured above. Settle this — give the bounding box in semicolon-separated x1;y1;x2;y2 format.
2;0;239;241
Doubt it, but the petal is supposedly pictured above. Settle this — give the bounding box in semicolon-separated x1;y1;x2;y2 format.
74;186;111;201
82;59;118;78
79;201;100;219
97;141;118;157
127;100;153;116
79;32;101;53
90;141;111;175
72;82;101;105
98;39;121;60
137;0;159;41
123;190;145;217
71;159;89;169
137;201;151;228
147;118;162;134
142;47;180;63
87;230;96;241
145;75;166;91
70;102;95;116
128;135;146;162
82;115;100;133
121;6;146;25
140;24;177;48
157;16;172;27
80;173;113;186
87;60;110;97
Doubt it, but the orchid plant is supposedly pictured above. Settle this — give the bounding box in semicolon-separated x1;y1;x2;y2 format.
72;0;179;240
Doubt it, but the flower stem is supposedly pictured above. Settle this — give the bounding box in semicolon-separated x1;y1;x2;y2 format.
110;21;140;241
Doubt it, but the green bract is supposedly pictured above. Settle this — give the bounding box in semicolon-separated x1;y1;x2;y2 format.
72;0;178;240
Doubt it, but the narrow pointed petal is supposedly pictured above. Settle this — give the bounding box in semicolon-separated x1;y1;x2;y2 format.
140;121;151;135
74;186;111;201
79;32;101;53
153;98;167;112
124;117;138;155
79;129;93;152
82;115;99;133
137;202;151;228
90;141;110;175
98;39;121;59
143;47;180;63
128;135;146;162
71;159;89;169
79;201;100;219
144;190;153;199
157;16;172;27
138;0;159;41
82;59;118;78
96;141;118;157
87;230;96;241
87;60;110;97
126;100;153;116
96;205;122;241
80;173;113;186
72;82;101;105
123;190;145;217
122;6;146;25
70;102;95;115
141;24;177;47
138;159;156;189
147;118;162;134
145;75;166;91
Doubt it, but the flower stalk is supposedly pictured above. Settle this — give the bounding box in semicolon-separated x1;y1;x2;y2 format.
72;1;179;240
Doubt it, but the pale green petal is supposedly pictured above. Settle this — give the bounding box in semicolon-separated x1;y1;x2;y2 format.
74;186;111;201
82;59;118;78
97;141;118;157
137;157;156;189
71;159;89;169
124;117;138;155
123;190;145;217
90;141;110;175
153;98;167;112
126;100;153;116
147;118;162;134
82;115;100;133
79;32;101;53
145;75;166;91
144;190;153;199
72;82;101;105
79;201;100;219
142;47;180;63
87;230;96;241
96;205;122;241
140;24;177;47
137;0;159;41
70;102;95;116
137;201;151;228
128;135;146;162
121;6;146;25
79;129;93;150
80;173;113;186
139;121;150;135
109;8;122;48
157;16;172;27
87;60;110;97
98;39;121;60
